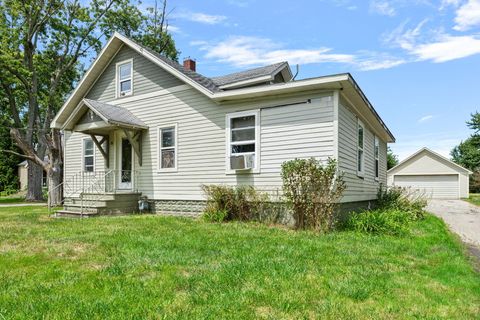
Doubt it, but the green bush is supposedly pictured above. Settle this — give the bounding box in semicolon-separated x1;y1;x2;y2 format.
346;209;413;236
281;158;345;232
377;186;427;220
201;185;283;223
202;209;228;223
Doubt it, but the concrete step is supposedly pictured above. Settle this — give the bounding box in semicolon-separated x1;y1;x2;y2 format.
55;210;99;218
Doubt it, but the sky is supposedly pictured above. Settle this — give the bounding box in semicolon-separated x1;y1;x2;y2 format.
143;0;479;160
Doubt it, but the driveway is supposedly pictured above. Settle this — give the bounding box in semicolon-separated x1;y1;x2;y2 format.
427;200;480;247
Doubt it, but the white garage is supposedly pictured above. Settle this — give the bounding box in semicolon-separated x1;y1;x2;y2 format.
387;148;471;199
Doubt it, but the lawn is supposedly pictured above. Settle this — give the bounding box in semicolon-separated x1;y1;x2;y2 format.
465;193;480;206
0;207;479;319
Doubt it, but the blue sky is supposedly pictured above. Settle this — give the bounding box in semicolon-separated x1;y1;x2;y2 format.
144;0;479;160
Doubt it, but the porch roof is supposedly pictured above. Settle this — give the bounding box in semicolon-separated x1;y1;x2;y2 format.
63;99;148;134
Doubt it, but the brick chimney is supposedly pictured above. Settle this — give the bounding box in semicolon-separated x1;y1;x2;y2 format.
183;58;196;72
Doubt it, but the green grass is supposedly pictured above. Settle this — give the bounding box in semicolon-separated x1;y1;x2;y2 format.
0;197;26;204
0;207;479;319
465;193;480;206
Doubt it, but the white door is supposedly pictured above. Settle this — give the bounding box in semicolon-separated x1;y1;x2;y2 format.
118;136;133;190
393;175;459;199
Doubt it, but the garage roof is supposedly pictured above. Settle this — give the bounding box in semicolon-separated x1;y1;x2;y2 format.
388;147;472;175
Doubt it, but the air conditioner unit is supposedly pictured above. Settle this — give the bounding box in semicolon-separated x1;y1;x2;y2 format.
230;154;254;170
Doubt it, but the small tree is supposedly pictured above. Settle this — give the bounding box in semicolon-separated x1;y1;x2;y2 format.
281;158;346;232
387;147;399;170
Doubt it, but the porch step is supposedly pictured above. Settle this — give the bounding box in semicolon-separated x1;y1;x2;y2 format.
60;192;141;216
55;210;99;218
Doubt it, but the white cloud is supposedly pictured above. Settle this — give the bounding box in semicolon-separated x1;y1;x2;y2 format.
173;12;227;25
418;115;434;123
440;0;461;10
412;34;480;62
370;0;397;16
167;25;181;33
385;20;480;62
194;36;405;71
453;0;480;31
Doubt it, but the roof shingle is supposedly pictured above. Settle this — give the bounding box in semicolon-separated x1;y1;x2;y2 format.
83;99;147;128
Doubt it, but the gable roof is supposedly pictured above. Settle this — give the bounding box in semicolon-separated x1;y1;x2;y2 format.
211;62;292;88
83;99;147;128
388;147;473;175
51;32;395;143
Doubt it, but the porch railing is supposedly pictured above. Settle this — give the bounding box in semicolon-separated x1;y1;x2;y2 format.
48;170;141;214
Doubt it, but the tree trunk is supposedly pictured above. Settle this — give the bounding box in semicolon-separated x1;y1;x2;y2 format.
26;161;44;201
47;158;63;207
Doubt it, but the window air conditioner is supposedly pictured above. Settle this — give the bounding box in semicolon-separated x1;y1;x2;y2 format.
230;154;254;170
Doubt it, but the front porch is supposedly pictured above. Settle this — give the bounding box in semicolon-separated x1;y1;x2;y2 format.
56;98;148;217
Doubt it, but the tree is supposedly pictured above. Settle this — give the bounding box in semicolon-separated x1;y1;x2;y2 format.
0;115;19;192
387;147;399;170
0;0;178;204
451;112;480;172
451;112;480;193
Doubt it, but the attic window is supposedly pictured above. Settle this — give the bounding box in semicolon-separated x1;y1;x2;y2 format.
117;59;133;97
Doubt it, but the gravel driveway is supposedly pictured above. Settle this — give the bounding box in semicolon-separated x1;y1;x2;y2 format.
427;200;480;247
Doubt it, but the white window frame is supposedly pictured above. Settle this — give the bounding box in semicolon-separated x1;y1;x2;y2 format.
226;110;261;174
82;137;95;172
357;119;365;177
116;59;133;98
157;123;178;172
374;135;380;181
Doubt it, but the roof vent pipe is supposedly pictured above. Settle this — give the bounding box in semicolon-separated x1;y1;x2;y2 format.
292;64;299;81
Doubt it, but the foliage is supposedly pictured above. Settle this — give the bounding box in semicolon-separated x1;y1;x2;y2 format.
470;171;480;194
281;158;345;231
202;208;228;223
346;209;413;236
201;185;283;223
0;116;19;192
376;185;427;220
451;113;480;185
0;207;479;318
387;147;399;170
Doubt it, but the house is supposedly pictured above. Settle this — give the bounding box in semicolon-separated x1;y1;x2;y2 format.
387;148;471;199
17;161;47;191
51;32;395;216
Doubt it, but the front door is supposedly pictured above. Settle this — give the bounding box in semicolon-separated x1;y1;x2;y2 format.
119;137;133;190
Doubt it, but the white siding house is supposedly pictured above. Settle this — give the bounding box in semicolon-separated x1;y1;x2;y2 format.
387;148;471;199
51;32;395;216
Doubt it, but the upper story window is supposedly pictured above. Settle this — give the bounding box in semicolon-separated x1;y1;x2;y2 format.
83;138;94;172
357;119;364;176
117;59;133;97
158;124;177;171
374;136;380;180
226;110;260;173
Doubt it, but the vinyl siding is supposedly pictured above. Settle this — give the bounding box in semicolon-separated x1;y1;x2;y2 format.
64;88;335;200
337;97;387;202
86;45;183;102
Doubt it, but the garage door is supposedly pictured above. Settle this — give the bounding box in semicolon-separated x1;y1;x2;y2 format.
393;175;459;199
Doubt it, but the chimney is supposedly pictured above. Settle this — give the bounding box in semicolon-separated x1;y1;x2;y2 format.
183;57;196;72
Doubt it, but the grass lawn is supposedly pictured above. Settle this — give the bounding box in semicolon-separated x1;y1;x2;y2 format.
0;207;479;319
465;193;480;207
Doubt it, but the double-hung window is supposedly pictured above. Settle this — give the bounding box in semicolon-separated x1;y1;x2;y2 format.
374;136;380;180
117;60;133;97
83;138;95;172
357;119;364;176
227;110;260;172
159;125;177;171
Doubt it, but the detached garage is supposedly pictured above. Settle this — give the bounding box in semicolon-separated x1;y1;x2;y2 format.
387;148;472;199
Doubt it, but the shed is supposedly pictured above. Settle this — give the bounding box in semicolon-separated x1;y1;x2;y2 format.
387;148;472;199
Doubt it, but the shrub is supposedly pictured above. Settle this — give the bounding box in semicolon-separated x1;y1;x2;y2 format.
377;186;427;220
201;185;283;223
202;209;228;223
470;170;480;193
281;158;346;232
346;209;413;236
